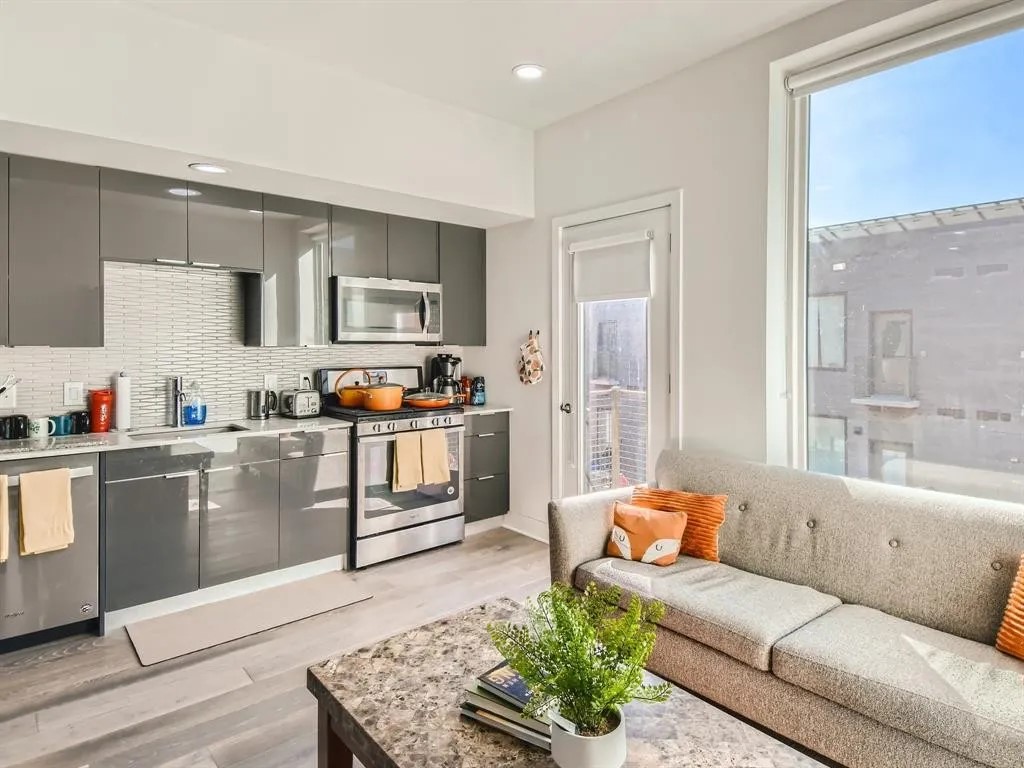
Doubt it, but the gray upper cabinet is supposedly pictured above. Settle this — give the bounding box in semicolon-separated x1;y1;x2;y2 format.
245;195;331;347
0;154;8;346
387;215;439;282
100;169;188;265
331;206;387;278
8;156;102;347
187;183;263;271
439;223;486;346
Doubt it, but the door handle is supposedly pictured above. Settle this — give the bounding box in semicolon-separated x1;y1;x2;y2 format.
560;403;573;415
420;291;432;333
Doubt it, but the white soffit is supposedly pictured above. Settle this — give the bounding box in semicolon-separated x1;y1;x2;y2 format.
142;0;842;129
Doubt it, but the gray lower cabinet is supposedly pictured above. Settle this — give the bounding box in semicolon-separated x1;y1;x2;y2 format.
331;205;387;278
280;452;349;567
8;155;102;347
105;470;200;611
0;154;8;346
245;195;331;347
187;183;263;271
439;223;486;346
100;169;188;265
201;459;281;588
463;412;510;522
386;215;439;282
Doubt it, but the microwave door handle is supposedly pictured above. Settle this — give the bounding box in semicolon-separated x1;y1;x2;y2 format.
420;291;431;333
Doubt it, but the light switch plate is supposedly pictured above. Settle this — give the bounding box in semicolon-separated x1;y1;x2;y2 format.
263;374;278;391
0;385;16;408
63;381;85;406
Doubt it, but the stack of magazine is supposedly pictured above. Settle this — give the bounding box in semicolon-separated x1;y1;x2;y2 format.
460;661;552;751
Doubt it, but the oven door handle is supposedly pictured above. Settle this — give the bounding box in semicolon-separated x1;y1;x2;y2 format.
358;426;464;444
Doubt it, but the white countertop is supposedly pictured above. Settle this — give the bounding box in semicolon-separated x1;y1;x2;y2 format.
0;416;350;461
462;404;514;417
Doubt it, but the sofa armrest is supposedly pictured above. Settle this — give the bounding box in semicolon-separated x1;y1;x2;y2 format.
548;486;633;586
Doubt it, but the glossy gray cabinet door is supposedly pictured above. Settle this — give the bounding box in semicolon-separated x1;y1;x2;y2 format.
245;195;331;346
331;206;387;278
187;183;263;271
0;154;8;346
439;223;486;346
100;169;188;265
465;474;509;522
8;156;102;347
105;471;200;611
280;451;349;567
200;460;281;587
387;215;439;282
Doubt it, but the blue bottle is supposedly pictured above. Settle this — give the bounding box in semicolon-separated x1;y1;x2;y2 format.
182;380;208;426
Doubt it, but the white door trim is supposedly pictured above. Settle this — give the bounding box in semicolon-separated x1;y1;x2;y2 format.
550;190;683;502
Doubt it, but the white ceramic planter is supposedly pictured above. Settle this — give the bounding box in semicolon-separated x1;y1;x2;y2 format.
550;710;627;768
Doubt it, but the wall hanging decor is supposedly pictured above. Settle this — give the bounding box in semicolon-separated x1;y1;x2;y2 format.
518;330;545;385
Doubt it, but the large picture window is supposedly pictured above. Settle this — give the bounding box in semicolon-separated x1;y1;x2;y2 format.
796;20;1024;504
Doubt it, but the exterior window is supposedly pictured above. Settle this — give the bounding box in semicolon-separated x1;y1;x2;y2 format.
808;416;846;476
799;24;1024;504
807;294;845;369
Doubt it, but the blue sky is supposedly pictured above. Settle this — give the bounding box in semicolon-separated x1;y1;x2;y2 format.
808;26;1024;228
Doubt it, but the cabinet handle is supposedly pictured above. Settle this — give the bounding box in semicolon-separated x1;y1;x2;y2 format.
6;466;94;487
476;432;497;438
155;258;188;266
163;470;198;479
191;261;222;269
204;466;235;474
476;475;496;481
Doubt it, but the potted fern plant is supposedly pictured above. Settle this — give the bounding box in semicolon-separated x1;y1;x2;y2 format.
488;581;670;768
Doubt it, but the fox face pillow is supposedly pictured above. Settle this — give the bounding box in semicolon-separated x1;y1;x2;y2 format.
606;501;688;566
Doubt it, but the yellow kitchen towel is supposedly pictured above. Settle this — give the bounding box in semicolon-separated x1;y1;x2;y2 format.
19;468;74;556
420;429;451;486
0;475;8;564
392;432;423;492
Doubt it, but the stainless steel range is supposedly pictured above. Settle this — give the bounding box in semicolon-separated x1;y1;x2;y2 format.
316;366;464;569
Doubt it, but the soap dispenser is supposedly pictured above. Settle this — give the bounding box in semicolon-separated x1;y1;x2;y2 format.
182;380;208;426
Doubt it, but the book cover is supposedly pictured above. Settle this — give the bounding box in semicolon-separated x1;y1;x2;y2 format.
463;683;551;735
478;661;533;710
460;704;552;751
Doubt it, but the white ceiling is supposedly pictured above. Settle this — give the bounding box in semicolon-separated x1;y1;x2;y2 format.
142;0;840;129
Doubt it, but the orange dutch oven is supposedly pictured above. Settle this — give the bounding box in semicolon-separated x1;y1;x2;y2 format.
334;369;371;407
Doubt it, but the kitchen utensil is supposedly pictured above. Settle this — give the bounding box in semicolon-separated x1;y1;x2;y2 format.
48;414;73;437
70;410;91;434
90;389;115;432
362;383;405;411
28;417;52;439
334;369;370;407
246;389;278;420
280;388;321;419
404;393;451;409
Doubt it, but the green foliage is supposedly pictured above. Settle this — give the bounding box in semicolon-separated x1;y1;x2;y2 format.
487;582;671;736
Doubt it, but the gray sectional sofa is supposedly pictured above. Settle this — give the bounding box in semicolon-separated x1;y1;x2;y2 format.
549;450;1024;768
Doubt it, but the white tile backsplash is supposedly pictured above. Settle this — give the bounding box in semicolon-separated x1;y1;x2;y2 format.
0;262;460;427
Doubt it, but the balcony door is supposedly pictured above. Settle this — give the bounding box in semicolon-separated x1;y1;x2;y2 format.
557;205;672;496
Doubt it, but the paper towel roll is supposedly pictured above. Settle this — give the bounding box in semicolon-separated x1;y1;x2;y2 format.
115;372;132;431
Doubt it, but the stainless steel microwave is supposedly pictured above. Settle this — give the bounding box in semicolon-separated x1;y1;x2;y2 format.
330;276;442;343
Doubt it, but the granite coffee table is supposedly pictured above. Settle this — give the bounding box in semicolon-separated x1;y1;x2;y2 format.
307;600;826;768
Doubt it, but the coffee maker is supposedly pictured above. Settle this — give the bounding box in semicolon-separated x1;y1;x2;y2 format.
429;353;462;397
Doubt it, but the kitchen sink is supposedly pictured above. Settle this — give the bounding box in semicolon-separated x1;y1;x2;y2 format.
127;425;250;441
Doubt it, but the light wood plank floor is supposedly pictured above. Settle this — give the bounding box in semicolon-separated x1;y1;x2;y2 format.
0;528;550;768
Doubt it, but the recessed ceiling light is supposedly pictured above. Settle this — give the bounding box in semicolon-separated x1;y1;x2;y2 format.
168;187;201;197
188;162;229;174
512;63;545;81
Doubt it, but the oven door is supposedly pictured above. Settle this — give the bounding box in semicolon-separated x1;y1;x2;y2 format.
331;276;442;343
355;427;463;536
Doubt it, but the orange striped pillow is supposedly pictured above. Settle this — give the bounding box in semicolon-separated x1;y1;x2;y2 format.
631;488;727;562
996;555;1024;661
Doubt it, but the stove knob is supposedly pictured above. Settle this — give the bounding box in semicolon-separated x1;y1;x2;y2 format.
387;422;396;432
431;417;439;427
444;416;453;426
372;423;381;433
410;420;418;430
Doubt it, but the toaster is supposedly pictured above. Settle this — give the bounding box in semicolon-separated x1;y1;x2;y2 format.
280;388;321;419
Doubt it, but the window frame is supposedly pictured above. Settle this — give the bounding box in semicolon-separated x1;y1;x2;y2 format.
807;414;848;476
807;292;847;372
764;1;1024;471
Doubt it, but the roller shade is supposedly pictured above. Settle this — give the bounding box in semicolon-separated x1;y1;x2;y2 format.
787;1;1024;96
571;229;654;302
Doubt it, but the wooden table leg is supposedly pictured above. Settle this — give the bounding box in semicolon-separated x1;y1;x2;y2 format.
318;703;354;768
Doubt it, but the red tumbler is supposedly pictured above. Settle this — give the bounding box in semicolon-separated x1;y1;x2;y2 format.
89;389;115;433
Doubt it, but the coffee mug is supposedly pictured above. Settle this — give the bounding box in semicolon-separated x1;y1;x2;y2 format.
49;414;73;437
70;410;91;434
28;417;53;439
1;414;30;440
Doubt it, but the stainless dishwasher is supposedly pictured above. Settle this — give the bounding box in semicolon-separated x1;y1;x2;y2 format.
0;454;99;641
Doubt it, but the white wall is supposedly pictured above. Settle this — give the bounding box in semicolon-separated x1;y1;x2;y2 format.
473;0;932;541
0;0;533;226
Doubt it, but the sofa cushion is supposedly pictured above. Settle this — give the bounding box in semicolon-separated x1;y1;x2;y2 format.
607;501;687;565
631;487;726;562
575;556;841;671
773;604;1024;768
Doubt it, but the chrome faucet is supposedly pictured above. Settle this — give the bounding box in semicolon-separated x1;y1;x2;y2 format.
171;376;186;427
